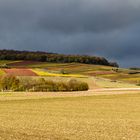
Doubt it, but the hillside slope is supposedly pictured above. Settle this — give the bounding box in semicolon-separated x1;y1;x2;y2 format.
0;60;139;88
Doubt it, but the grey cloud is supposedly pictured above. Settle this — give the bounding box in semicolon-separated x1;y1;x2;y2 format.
38;0;140;33
0;0;140;67
1;0;140;32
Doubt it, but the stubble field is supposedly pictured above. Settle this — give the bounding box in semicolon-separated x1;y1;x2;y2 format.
0;92;140;140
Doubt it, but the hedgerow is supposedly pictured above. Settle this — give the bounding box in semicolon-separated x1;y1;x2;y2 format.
0;75;89;92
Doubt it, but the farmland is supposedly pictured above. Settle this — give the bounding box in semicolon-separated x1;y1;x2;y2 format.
0;60;140;140
0;60;139;87
0;92;140;140
3;69;37;76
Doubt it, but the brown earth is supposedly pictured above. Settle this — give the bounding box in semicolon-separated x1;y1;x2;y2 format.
88;71;115;76
3;68;38;76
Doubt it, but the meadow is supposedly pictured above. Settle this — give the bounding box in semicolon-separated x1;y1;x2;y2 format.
0;92;140;140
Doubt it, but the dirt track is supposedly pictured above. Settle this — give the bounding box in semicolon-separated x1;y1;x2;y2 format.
25;88;140;97
0;88;139;101
90;88;140;91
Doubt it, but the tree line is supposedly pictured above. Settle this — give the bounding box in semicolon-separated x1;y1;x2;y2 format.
0;75;89;92
130;67;140;70
0;50;119;67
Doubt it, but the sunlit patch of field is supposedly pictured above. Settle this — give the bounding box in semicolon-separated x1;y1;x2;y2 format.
93;77;139;88
0;93;139;140
32;68;87;78
0;69;5;76
0;60;19;65
99;73;140;84
121;77;140;84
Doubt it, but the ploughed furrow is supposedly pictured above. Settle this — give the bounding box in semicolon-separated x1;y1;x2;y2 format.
3;69;38;76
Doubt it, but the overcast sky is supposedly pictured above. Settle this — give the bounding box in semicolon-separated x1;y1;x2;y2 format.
0;0;140;67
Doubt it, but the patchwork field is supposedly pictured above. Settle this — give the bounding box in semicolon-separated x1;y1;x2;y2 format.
0;60;139;88
0;92;139;140
6;61;140;84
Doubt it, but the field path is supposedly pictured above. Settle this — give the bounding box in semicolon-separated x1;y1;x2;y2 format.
90;87;140;91
0;88;140;101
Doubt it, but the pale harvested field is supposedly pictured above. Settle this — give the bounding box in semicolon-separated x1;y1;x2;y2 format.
0;88;140;100
0;91;140;140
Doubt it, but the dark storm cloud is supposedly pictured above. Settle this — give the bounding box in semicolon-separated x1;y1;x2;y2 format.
39;0;140;33
0;0;140;67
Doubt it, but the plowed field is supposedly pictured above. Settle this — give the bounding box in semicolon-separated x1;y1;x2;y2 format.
3;69;38;76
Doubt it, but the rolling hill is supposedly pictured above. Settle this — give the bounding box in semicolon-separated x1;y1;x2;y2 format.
0;60;139;89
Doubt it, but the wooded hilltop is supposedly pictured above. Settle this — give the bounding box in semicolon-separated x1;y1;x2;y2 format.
0;50;119;67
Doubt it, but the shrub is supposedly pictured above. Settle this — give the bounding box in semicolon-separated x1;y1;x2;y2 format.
57;82;68;91
0;64;10;68
78;82;89;91
0;75;20;91
137;81;140;86
67;79;89;91
128;71;140;74
0;76;89;92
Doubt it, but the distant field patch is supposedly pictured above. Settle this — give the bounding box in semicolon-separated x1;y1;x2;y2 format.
8;61;42;67
0;60;18;65
0;69;5;76
32;69;87;78
87;71;115;76
3;69;38;76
